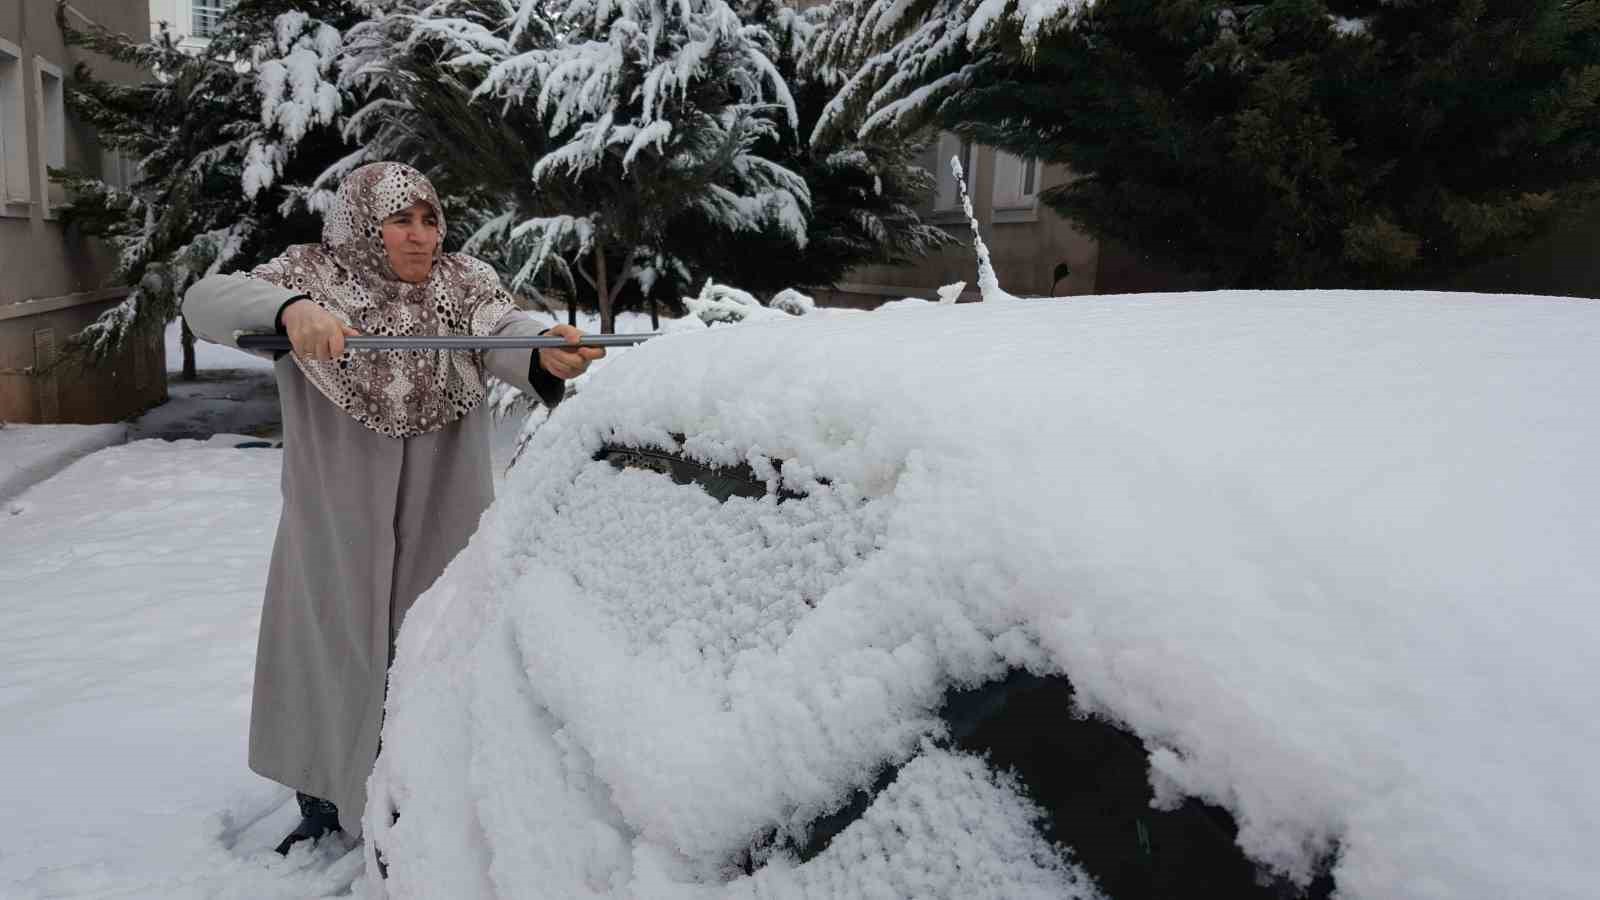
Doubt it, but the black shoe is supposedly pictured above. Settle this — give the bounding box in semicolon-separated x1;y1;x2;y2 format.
274;792;342;855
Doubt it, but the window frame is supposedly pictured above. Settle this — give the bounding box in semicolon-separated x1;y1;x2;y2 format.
192;0;234;39
33;55;66;215
0;37;31;212
931;131;976;223
991;151;1043;224
101;147;139;192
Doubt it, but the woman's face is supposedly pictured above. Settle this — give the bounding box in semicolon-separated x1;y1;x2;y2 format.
381;201;440;283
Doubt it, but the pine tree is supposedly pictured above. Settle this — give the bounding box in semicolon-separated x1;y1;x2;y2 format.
335;0;568;303
812;0;1600;288
458;0;814;333
332;1;537;220
345;0;948;322
664;0;948;296
55;0;363;377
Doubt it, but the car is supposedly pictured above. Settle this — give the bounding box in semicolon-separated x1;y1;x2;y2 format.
363;290;1599;899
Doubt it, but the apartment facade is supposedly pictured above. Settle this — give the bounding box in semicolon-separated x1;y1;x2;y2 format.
148;0;232;51
813;131;1191;309
1;0;164;424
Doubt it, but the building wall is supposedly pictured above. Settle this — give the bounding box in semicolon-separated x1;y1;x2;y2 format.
813;137;1103;309
148;0;224;52
0;0;165;424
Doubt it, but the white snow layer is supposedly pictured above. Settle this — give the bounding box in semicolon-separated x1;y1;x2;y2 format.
0;423;127;503
370;290;1600;899
0;440;367;898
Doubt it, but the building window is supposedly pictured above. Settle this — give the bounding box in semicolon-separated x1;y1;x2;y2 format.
35;59;65;170
102;148;139;191
0;39;29;206
933;132;975;212
34;58;65;211
993;151;1041;208
193;0;236;39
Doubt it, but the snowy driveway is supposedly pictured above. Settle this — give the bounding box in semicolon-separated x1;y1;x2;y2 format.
0;440;364;898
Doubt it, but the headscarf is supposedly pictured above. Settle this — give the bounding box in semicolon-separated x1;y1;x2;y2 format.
249;162;516;438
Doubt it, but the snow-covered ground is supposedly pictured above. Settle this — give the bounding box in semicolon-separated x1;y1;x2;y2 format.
127;322;286;443
0;310;614;897
0;423;128;504
0;439;368;898
0;323;281;504
2;330;318;896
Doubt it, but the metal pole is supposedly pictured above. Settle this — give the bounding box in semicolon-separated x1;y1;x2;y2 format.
236;333;658;352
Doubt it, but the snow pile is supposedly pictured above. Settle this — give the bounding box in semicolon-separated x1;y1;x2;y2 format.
768;288;817;317
371;291;1600;899
496;293;818;464
0;423;127;504
683;280;813;325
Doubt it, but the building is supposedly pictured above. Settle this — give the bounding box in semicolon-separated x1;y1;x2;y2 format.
821;138;1099;306
147;0;233;52
812;132;1194;309
814;137;1093;307
1;0;164;424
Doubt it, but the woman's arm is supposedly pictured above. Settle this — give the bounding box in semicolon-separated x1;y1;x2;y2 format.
481;310;568;409
181;273;307;356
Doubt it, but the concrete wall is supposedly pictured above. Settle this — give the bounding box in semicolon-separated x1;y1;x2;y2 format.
814;141;1102;309
0;0;164;424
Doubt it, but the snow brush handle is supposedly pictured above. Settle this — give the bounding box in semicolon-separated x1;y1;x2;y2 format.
236;333;658;352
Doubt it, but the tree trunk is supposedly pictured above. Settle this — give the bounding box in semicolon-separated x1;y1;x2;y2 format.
593;237;614;335
650;295;659;330
180;318;197;381
568;296;577;328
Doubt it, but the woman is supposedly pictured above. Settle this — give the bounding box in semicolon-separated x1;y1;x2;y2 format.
182;162;602;854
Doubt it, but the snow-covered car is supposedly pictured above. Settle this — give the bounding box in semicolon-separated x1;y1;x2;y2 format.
363;291;1598;900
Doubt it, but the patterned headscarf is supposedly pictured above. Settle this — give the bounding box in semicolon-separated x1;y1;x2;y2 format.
250;162;515;437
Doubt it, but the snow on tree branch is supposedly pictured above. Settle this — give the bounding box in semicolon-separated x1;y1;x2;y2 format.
449;0;811;329
806;0;1096;144
246;13;350;199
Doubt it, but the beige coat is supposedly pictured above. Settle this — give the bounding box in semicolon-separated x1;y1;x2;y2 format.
182;273;563;836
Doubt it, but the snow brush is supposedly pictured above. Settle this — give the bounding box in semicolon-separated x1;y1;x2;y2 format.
237;333;658;352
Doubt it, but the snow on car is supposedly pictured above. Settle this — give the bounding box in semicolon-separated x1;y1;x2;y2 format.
364;291;1599;899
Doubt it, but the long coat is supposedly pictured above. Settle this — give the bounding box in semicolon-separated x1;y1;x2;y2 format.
182;273;564;836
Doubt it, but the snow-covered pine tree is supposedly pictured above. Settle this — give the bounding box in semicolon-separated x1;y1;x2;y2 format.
811;0;1600;288
805;0;1096;147
55;0;362;377
51;19;200;374
336;1;563;295
665;0;948;296
464;0;811;333
339;0;947;320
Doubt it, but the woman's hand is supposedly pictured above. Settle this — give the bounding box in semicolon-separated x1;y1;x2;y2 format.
538;324;606;380
282;299;360;361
